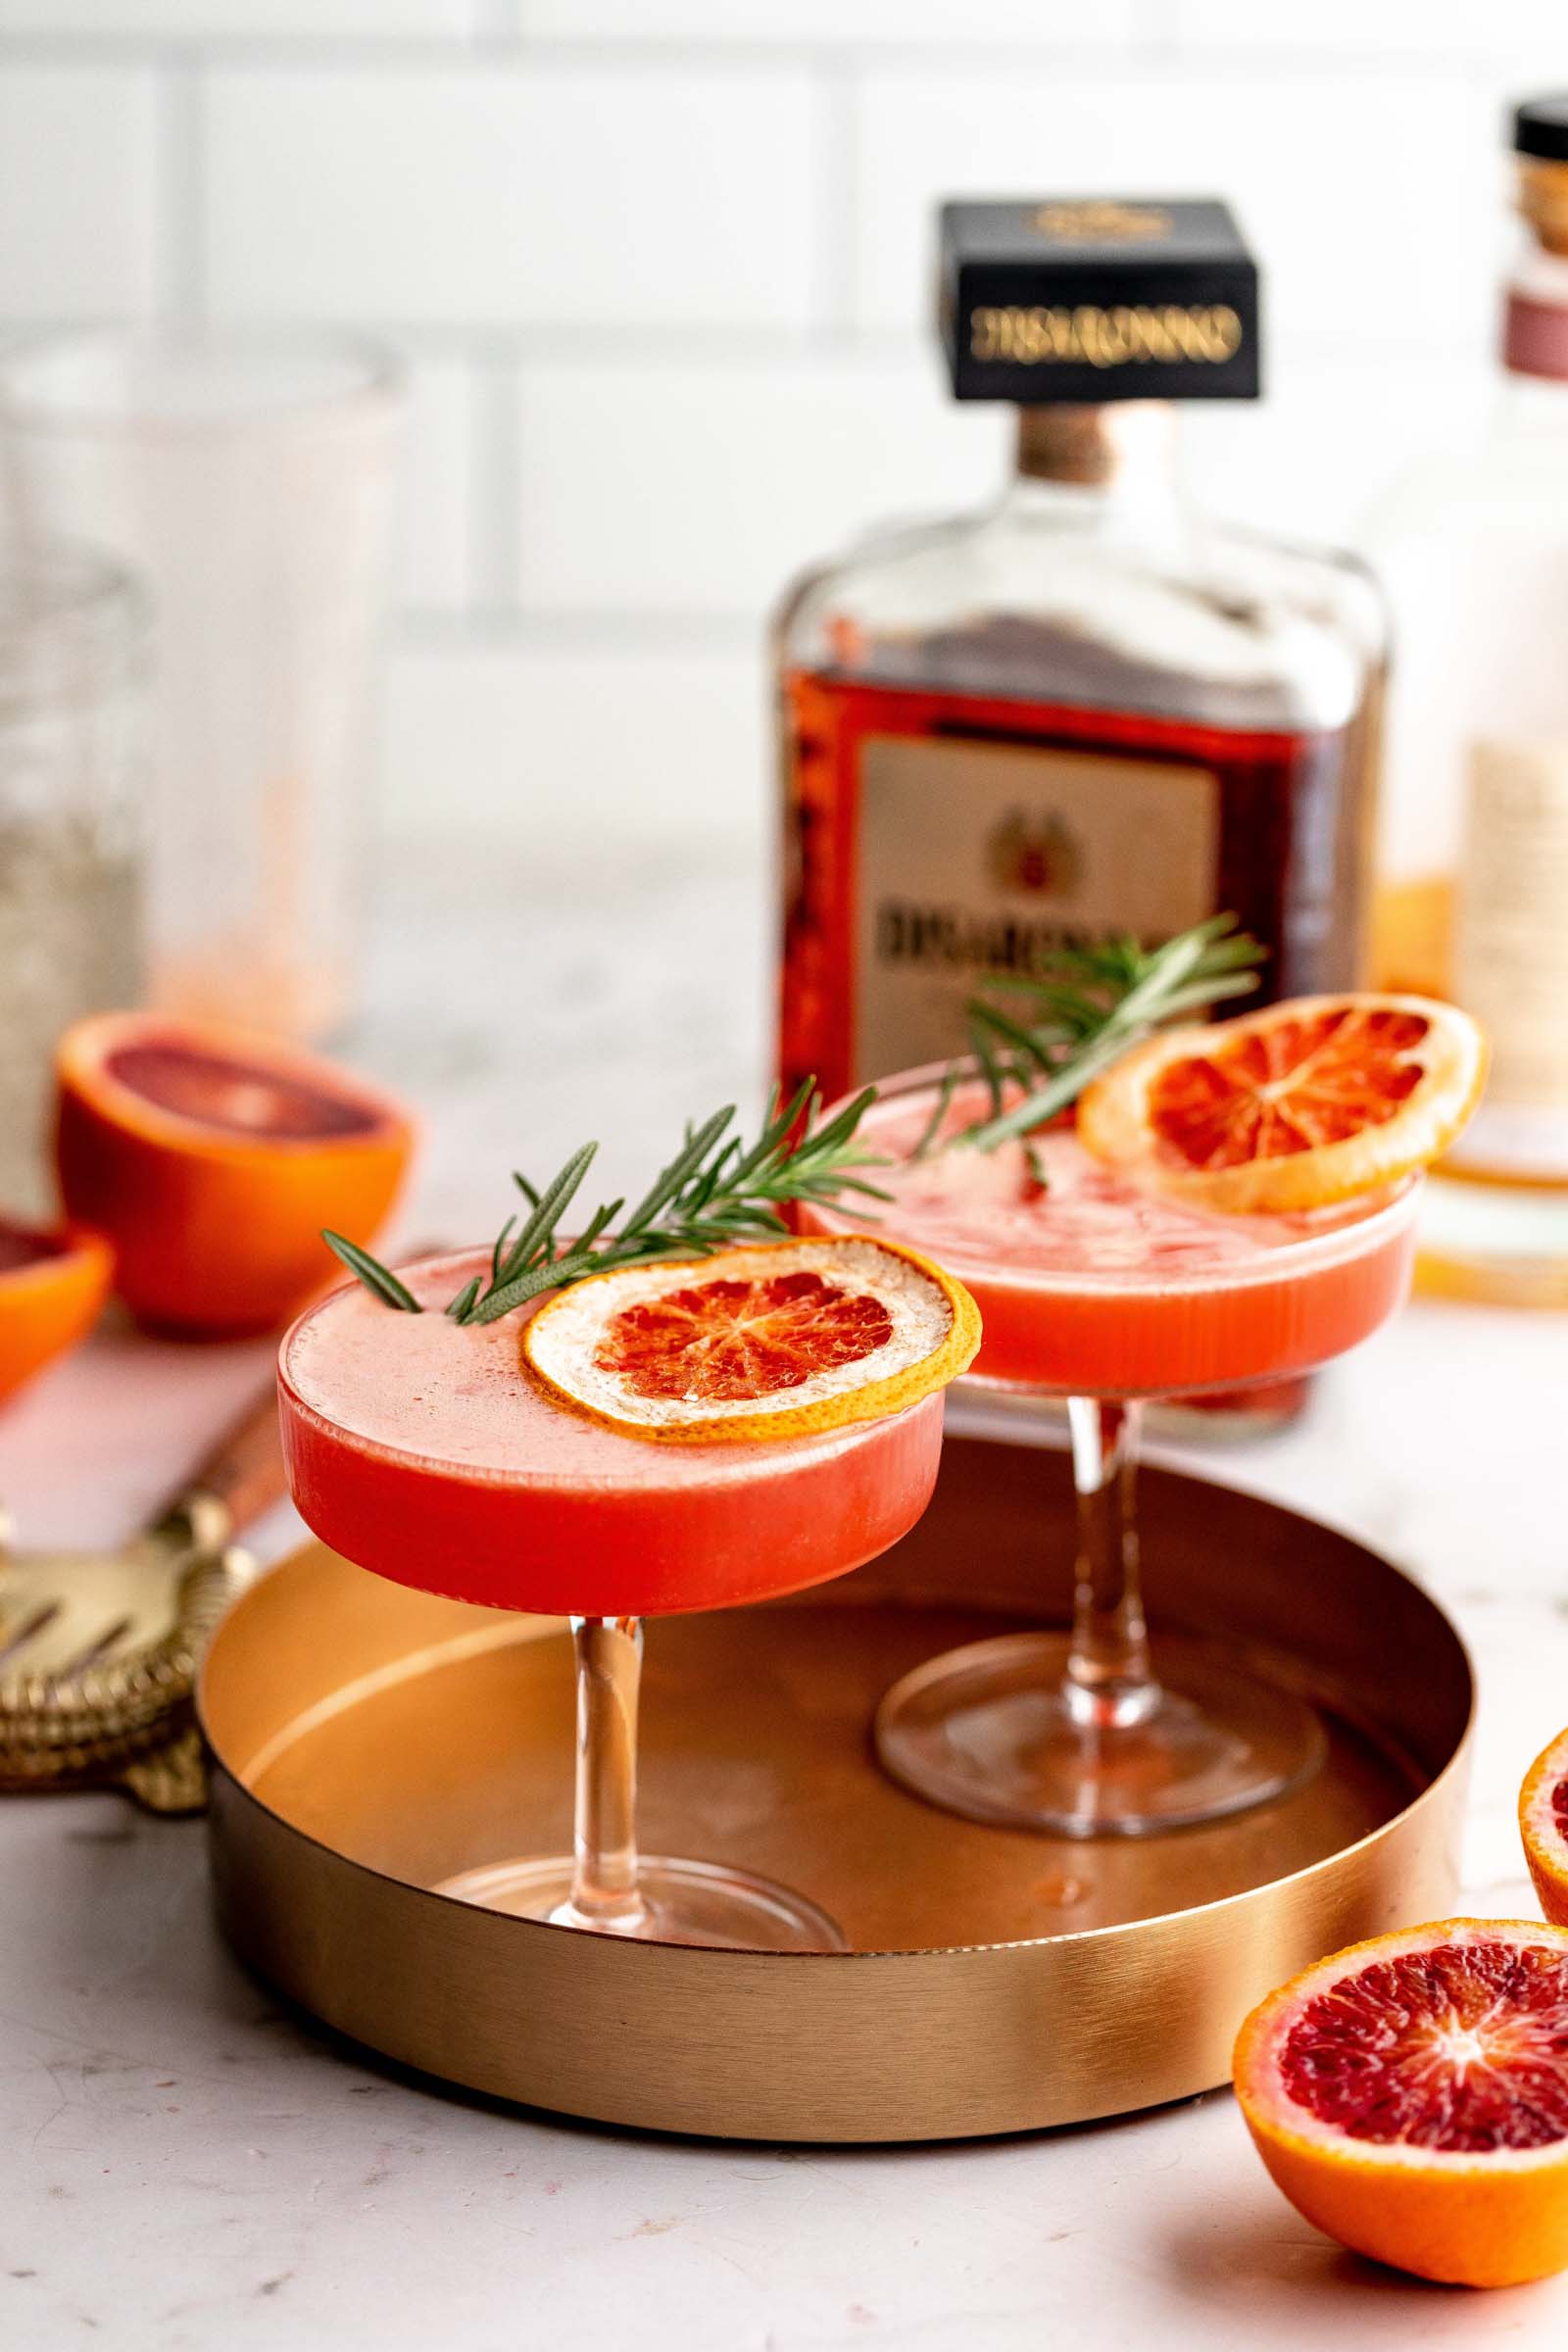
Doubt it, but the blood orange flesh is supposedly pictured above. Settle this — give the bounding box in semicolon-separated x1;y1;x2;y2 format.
1277;1935;1568;2152
1150;1004;1430;1172
57;1010;414;1337
597;1270;895;1403
0;1226;68;1275
1080;992;1487;1214
523;1236;981;1445
1519;1730;1568;1929
106;1041;381;1141
1234;1920;1568;2287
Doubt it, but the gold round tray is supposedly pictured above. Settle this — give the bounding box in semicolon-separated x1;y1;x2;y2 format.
201;1435;1472;2143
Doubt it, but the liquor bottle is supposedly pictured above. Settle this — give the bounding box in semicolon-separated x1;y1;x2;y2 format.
775;197;1386;1108
1365;97;1568;1306
772;198;1387;1433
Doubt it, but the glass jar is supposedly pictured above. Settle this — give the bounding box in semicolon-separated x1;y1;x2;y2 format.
0;329;406;1044
0;545;147;1217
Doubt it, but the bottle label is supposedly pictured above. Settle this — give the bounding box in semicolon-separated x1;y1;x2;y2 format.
1503;290;1568;385
1449;738;1568;1173
853;733;1219;1079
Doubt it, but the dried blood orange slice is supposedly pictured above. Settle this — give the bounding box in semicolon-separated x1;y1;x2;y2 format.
1078;992;1487;1213
522;1235;980;1444
0;1220;113;1407
56;1010;414;1338
1233;1919;1568;2286
1520;1728;1568;1928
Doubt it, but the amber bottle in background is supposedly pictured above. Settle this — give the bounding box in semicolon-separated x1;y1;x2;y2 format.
1365;97;1568;1306
773;198;1387;1437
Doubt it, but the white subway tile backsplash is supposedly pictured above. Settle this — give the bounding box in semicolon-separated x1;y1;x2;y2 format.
0;0;475;32
0;25;1540;847
852;65;1499;352
0;70;159;320
400;357;478;613
204;65;816;330
381;636;767;850
515;354;1008;618
1176;0;1565;53
517;0;1140;43
1185;346;1495;550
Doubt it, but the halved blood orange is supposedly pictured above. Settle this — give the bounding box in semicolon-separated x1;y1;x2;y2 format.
1079;992;1487;1214
0;1220;113;1406
1520;1729;1568;1928
1234;1919;1568;2286
55;1011;414;1338
522;1235;981;1444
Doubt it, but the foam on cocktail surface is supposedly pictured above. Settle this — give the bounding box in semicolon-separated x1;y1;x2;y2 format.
278;1249;945;1616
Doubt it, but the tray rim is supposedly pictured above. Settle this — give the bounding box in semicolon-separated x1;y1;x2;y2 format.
199;1449;1478;2139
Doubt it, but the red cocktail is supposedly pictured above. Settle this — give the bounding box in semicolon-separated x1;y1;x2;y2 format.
807;1069;1423;1837
823;1081;1420;1399
280;1236;975;1947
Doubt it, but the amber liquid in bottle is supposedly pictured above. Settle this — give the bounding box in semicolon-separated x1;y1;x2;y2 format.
774;410;1385;1437
780;660;1372;1108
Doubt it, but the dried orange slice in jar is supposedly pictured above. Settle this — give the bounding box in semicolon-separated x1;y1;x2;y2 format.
56;1011;414;1338
1078;993;1487;1214
1521;1728;1568;1928
522;1235;980;1445
1234;1920;1568;2287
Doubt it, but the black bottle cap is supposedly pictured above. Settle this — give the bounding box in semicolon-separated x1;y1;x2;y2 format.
939;198;1260;405
1514;96;1568;162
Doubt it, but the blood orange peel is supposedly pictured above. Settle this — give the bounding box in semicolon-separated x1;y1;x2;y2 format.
1079;993;1487;1215
56;1010;414;1338
1520;1728;1568;1928
521;1234;980;1444
1234;1919;1568;2286
0;1220;113;1406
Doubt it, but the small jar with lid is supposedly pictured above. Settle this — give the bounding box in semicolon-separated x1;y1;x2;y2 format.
0;545;147;1217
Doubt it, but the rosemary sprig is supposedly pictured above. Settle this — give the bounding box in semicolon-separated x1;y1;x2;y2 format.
320;1230;422;1312
323;1077;890;1322
937;914;1265;1154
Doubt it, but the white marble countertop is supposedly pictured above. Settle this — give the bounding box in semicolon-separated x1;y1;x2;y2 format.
2;853;1567;2351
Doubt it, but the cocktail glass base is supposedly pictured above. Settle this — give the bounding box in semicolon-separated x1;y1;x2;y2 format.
875;1628;1327;1838
434;1853;848;1952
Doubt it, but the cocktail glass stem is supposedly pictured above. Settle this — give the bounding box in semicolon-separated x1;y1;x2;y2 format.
558;1614;649;1935
872;1386;1325;1833
1062;1397;1158;1733
438;1608;847;1947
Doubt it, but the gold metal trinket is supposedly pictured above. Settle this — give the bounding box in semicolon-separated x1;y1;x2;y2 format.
1;1386;284;1811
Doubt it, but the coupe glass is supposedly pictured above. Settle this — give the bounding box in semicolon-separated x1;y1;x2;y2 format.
278;1247;953;1949
807;1068;1423;1838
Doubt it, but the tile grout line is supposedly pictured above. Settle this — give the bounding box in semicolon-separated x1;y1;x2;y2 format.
469;353;523;620
808;55;858;341
156;47;205;328
27;316;1460;368
392;608;760;653
471;0;522;43
0;32;1513;72
1138;0;1183;63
